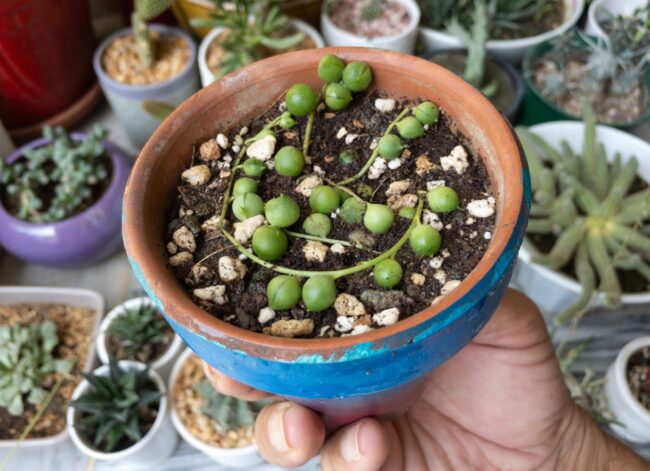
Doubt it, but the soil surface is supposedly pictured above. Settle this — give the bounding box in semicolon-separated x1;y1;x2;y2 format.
533;56;649;124
328;0;411;37
102;31;190;85
0;303;96;440
627;346;650;412
173;355;254;448
207;26;317;77
105;310;175;364
166;90;496;338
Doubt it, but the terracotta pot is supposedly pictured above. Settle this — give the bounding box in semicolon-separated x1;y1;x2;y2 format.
123;47;529;428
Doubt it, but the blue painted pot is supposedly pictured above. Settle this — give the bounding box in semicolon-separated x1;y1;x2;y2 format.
93;25;200;148
123;47;530;428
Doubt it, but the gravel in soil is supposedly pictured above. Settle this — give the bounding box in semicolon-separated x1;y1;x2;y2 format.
0;304;95;440
173;355;254;448
627;346;650;412
166;90;496;338
102;31;191;85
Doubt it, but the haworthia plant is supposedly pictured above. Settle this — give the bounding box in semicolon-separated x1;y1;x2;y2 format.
517;105;650;325
107;302;170;362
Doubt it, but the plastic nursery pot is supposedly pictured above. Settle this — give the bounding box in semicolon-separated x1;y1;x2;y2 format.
512;122;650;319
0;133;132;267
320;0;421;53
604;337;650;444
93;24;200;148
0;286;103;449
520;36;650;129
426;49;525;125
168;348;263;468
96;297;185;381
586;0;648;38
67;361;178;466
198;20;325;88
123;47;529;429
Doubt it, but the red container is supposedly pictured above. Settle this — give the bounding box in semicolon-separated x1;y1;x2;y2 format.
0;0;96;129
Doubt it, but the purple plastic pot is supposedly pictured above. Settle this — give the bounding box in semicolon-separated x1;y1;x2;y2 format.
0;133;132;266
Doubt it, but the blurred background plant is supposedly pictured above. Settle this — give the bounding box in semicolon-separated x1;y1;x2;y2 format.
132;0;179;67
360;0;384;21
0;126;110;224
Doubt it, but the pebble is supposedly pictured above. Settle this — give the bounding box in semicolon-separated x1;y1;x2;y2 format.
426;180;446;190
368;157;387;180
218;256;247;282
173;226;196;252
201;216;221;233
336;127;348;139
387;194;417;211
258;307;276;324
385;180;411;196
193;285;228;305
441;280;461;295
485;231;492;239
429;257;443;269
216;133;229;149
440;145;469;175
199;139;221;161
433;270;447;285
373;308;400;326
334;294;366;317
267;319;314;338
467;199;496;218
166;242;178;255
374;98;396;112
169;252;193;266
335;316;354;333
246;135;276;161
295;175;323;197
411;273;425;286
182;165;211;186
233;215;266;243
303;241;328;262
423;210;443;230
415;156;435;176
331;243;346;254
387;158;402;170
344;324;374;336
345;133;358;144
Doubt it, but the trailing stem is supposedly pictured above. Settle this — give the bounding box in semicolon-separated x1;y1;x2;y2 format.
302;85;325;157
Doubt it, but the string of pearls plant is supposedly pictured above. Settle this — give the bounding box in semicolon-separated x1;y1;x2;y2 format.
217;55;461;313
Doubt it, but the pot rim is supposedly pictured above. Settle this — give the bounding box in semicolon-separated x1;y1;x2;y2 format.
517;120;650;303
321;0;421;42
123;47;526;359
0;132;129;229
419;0;584;50
168;348;258;456
613;336;650;422
97;297;184;370
67;361;168;460
93;24;197;97
587;0;648;39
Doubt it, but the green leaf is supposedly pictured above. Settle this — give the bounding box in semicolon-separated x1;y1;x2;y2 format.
260;32;304;50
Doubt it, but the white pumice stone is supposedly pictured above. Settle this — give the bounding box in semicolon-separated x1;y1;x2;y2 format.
182;165;211;186
369;137;379;150
233;215;266;243
238;254;247;260
465;217;475;225
411;273;425;286
295;175;323;197
373;308;399;326
336;127;348;139
424;124;430;131
374;98;396;112
335;316;354;333
387;194;417;211
484;231;492;239
219;170;231;179
334;294;366;317
166;242;178;255
386;180;411;196
345;133;359;145
441;280;461;295
234;135;244;146
199;139;221;161
467;199;496;218
434;270;447;285
173;226;196;252
387;158;402;170
440;145;469;175
193;285;228;305
313;165;325;176
426;180;446;190
218;256;247;282
258;307;276;324
191;264;210;284
331;243;346;254
216;133;229;149
231;145;241;153
423;210;443;230
368;157;387;180
344;324;374;336
445;224;452;230
239;126;249;136
303;241;328;262
441;249;451;258
246;135;276;161
429;256;444;269
469;231;477;239
415;156;435;176
201;216;221;233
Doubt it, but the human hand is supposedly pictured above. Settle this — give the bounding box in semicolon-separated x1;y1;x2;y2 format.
204;289;648;470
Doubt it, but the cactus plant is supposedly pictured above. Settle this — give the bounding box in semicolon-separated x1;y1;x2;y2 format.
194;378;268;433
106;303;171;363
0;126;110;224
0;321;73;416
361;0;384;21
516;105;650;324
70;358;162;452
132;0;178;68
191;0;305;78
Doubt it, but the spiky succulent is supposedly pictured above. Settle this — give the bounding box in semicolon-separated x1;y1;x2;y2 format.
106;302;170;363
517;106;650;324
0;321;73;416
361;0;384;21
0;125;109;224
70;358;162;453
132;0;178;67
195;378;268;432
190;0;305;78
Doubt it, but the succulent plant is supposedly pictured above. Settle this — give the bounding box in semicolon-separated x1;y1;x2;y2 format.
70;358;162;452
361;0;384;22
195;378;268;432
132;0;178;67
191;0;305;78
516;106;650;324
107;302;171;363
0;321;73;416
0;125;109;224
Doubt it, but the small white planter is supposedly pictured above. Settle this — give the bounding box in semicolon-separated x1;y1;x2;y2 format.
67;361;178;468
96;296;184;381
321;0;420;53
512;122;650;318
198;19;324;87
169;348;264;468
419;0;584;64
586;0;648;38
604;336;650;443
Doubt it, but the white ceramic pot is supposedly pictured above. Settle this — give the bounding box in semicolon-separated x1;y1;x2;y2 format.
321;0;420;53
604;336;650;443
67;361;178;468
586;0;648;37
198;19;325;87
419;0;584;64
0;286;103;449
168;348;264;468
512;122;650;318
96;296;184;381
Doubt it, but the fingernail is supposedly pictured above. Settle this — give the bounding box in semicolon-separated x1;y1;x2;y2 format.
341;421;364;462
268;402;292;453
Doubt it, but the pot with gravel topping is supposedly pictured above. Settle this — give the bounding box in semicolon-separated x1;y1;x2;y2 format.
124;47;529;428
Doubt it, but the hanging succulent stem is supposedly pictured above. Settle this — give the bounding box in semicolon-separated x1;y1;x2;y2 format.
284;230;360;248
338;107;410;186
302;86;325;157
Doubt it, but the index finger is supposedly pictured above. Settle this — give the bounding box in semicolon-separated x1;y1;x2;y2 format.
202;361;275;401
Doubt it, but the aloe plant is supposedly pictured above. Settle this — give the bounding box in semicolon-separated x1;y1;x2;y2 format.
516;106;650;324
0;322;73;416
132;0;178;67
191;0;305;78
